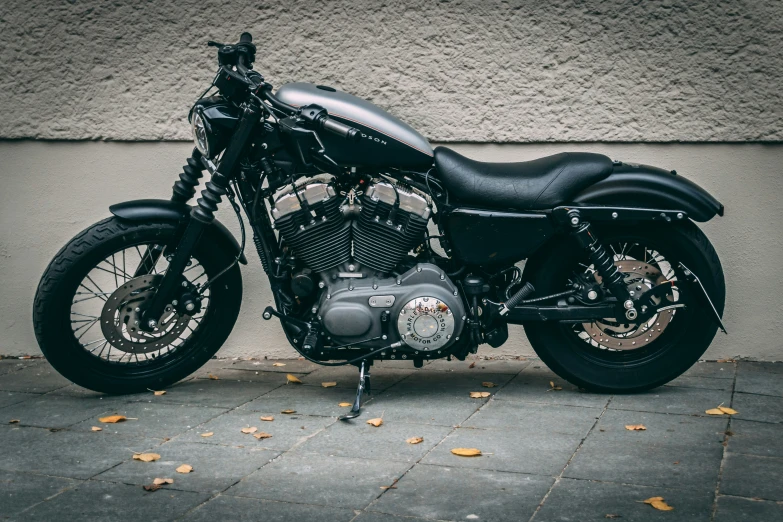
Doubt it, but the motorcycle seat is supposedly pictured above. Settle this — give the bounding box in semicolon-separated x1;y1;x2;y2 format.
433;146;613;211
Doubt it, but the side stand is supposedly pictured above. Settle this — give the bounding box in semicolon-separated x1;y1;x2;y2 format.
339;360;371;421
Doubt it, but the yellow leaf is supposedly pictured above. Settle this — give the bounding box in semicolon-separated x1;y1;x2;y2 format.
99;415;127;424
272;363;286;367
481;382;496;388
241;427;258;434
175;464;193;474
132;452;161;462
380;485;397;490
451;448;482;457
367;418;384;427
469;391;491;398
9;419;19;424
208;374;219;380
625;424;647;431
322;382;337;388
716;358;736;363
643;497;674;511
406;437;424;444
200;432;214;438
281;409;296;414
468;362;476;368
260;416;274;422
253;432;273;440
549;381;563;391
718;406;738;415
338;402;352;407
152;478;174;485
286;374;302;384
705;408;725;415
91;426;102;432
153;390;166;396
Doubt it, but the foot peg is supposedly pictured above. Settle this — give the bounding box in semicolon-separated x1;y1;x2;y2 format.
499;282;535;316
339;360;371;421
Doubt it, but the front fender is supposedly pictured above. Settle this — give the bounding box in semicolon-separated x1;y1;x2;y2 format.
572;162;724;222
109;199;247;264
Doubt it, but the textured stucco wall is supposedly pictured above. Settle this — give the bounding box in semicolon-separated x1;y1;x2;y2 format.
1;141;781;360
0;0;781;141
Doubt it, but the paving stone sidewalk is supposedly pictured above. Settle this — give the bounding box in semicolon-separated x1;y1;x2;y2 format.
1;356;782;521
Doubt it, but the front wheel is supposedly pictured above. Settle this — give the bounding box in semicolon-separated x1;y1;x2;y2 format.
522;220;725;393
33;217;243;393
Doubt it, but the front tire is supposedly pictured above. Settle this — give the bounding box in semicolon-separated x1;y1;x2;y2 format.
523;221;725;393
33;217;243;394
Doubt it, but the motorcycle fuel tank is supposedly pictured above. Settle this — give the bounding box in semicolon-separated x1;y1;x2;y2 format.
275;82;434;170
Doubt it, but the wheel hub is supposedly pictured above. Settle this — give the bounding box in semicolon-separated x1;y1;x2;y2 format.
582;260;676;350
100;275;191;354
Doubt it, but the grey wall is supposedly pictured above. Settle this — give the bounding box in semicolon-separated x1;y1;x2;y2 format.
0;0;781;141
2;141;782;360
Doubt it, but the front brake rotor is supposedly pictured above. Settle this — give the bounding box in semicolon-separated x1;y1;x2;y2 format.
99;275;191;354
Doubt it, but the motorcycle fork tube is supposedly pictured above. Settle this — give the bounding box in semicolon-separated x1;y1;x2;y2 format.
141;103;261;329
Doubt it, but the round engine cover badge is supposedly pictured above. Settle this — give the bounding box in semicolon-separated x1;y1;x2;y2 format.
397;297;455;351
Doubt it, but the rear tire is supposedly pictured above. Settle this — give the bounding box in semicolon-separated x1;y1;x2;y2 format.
33;217;243;394
523;221;725;393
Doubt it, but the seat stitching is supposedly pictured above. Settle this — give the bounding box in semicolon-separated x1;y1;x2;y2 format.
531;153;570;207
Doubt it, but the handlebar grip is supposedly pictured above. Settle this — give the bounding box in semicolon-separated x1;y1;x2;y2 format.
239;32;253;44
320;117;361;142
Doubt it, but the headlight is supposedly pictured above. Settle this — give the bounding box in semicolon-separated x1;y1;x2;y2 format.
191;110;210;157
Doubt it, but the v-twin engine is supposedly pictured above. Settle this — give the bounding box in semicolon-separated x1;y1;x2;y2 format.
271;177;465;354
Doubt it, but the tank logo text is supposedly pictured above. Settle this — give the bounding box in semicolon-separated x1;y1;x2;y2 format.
361;133;387;146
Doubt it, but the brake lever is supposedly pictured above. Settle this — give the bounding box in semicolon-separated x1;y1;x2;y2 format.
207;40;225;48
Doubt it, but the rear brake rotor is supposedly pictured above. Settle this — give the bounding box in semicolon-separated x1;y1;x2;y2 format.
99;275;190;354
582;260;675;350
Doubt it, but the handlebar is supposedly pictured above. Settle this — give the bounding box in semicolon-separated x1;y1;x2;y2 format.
319;115;361;141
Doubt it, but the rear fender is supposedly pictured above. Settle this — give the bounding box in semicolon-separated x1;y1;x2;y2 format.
109;199;247;264
572;162;724;222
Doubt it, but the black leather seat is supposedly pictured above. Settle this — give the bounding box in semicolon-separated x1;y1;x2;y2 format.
434;146;614;210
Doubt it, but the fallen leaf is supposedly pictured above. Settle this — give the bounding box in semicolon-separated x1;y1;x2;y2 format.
481;382;496;388
253;432;273;439
705;408;725;415
91;426;102;432
321;382;337;388
200;432;214;438
625;424;647;431
406;437;424;444
260;416;274;422
549;381;563;391
208;374;219;380
281;409;296;414
241;427;258;434
367;418;384;427
451;448;482;457
605;515;621;519
152;478;173;485
380;485;397;490
338;402;352;407
132;453;161;462
272;362;286;367
469;391;491;398
718;406;738;415
716;358;736;363
9;419;19;424
99;415;127;424
286;374;302;384
468;362;476;369
643;496;674;511
153;390;166;396
673;461;680;465
176;464;193;474
143;484;161;492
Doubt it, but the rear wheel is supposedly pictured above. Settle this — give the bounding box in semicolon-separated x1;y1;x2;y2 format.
33;217;243;393
522;221;724;393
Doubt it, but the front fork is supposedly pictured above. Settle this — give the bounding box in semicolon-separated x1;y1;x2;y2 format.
139;102;263;331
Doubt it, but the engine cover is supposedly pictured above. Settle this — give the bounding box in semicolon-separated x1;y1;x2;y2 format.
317;263;465;352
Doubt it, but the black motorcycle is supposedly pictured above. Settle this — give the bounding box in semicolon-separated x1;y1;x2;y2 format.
33;33;726;418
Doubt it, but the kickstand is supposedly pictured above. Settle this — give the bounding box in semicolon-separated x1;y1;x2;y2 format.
339;360;371;421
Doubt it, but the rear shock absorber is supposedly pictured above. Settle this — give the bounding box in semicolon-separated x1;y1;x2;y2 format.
568;211;635;318
171;149;204;204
